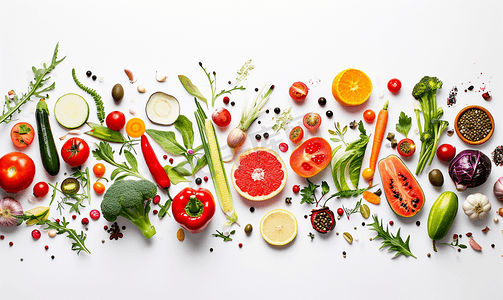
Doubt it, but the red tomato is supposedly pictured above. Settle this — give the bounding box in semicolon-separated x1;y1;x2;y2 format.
61;138;90;167
363;109;376;123
289;137;332;178
303;112;322;132
106;111;126;131
289;81;308;102
436;144;456;162
212;107;232;127
0;152;36;193
93;163;106;177
387;78;402;93
93;182;106;194
397;138;416;157
33;181;50;198
289;126;304;144
10;122;35;148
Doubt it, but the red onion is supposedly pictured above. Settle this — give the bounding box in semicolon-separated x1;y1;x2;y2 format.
0;197;23;227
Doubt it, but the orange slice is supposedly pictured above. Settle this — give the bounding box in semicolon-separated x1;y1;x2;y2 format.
332;69;373;106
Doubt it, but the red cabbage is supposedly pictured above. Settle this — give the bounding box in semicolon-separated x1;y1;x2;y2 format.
448;150;491;191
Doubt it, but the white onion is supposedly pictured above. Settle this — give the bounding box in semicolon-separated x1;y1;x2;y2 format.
0;197;23;227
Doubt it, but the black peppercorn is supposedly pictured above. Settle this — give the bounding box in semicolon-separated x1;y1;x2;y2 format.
86;70;92;77
92;75;97;81
274;107;281;114
250;207;255;213
195;178;202;185
326;110;333;118
255;134;261;140
265;109;269;114
318;97;327;106
231;101;235;106
263;132;269;139
255;88;259;92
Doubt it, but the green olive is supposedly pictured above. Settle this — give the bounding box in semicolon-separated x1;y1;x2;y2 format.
244;224;253;234
112;83;124;103
428;169;444;187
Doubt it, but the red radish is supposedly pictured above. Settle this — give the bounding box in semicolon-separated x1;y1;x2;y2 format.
89;209;100;220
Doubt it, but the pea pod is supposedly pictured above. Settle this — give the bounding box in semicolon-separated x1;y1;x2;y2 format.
85;122;126;143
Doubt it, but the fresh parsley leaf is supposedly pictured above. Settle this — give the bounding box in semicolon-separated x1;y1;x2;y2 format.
368;214;416;259
300;178;319;204
396;111;412;138
321;181;330;196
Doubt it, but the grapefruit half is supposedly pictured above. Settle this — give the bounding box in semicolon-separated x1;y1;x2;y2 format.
231;147;287;201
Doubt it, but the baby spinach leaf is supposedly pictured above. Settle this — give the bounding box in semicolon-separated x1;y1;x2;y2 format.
174;115;194;149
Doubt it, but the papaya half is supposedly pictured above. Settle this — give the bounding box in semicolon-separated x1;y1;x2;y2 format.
377;155;425;217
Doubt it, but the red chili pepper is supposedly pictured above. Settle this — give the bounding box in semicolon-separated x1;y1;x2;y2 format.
172;187;216;234
141;134;172;218
141;134;170;189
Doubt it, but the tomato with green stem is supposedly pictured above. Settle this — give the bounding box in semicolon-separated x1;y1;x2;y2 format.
61;138;90;167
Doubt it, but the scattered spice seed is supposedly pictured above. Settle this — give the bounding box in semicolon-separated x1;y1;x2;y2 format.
72;215;77;220
468;85;474;91
447;129;454;137
163;155;168;160
203;176;208;182
255;88;259;92
274;107;281;114
304;215;308;219
482;226;490;233
326;110;333;118
169;158;174;164
427;253;431;257
102;240;105;243
249;207;255;213
263;132;269;139
210;248;213;252
177;228;185;242
228;81;231;85
318;97;327;106
447;86;458;107
51;255;55;259
92;75;97;81
482;92;491;101
104;225;108;231
0;235;4;240
389;220;394;226
492;244;495;248
9;241;13;246
81;218;89;225
122;226;126;230
416;221;421;226
265;109;269;114
255;134;261;141
257;120;261;124
238;243;243;248
86;70;92;77
45;245;49;250
458;248;461;252
231;101;235;106
195;178;202;185
223;96;230;104
20;258;23;262
285;197;292;204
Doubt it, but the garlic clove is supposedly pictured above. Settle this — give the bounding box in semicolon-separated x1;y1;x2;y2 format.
124;68;137;84
137;85;146;93
156;71;167;82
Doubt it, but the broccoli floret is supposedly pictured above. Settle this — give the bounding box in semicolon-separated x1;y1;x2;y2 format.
101;179;157;239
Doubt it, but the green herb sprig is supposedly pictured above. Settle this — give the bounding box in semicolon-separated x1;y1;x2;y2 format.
441;234;467;251
300;179;330;206
0;43;65;124
213;230;235;241
342;199;362;220
396;111;412;138
92;141;147;181
272;107;293;132
72;68;105;124
49;182;87;214
368;215;416;259
17;215;90;255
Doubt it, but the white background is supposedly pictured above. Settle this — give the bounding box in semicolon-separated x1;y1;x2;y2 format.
1;1;502;299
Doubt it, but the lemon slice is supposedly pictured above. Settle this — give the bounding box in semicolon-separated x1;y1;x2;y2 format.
260;209;298;245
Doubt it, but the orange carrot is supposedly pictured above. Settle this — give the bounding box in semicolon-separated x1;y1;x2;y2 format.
362;190;381;205
368;100;389;187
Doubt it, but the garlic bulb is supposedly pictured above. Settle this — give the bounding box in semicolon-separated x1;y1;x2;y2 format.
0;197;23;227
462;193;491;221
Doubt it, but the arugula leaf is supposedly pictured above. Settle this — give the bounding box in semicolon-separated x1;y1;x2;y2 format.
178;75;208;108
92;142;147;181
368;215;416;259
300;179;319;204
396;111;412;138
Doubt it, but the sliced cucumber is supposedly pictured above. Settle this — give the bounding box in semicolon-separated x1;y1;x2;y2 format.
54;93;89;129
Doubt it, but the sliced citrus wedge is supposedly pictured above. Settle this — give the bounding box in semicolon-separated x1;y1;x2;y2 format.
260;209;298;246
332;68;372;106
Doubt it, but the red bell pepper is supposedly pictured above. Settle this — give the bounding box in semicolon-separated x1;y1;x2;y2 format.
172;187;216;234
141;134;172;218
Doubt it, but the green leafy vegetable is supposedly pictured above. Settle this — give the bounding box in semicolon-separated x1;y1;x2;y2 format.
396;111;412;138
367;215;417;259
300;178;330;206
178;75;208;108
330;121;370;194
0;43;65;124
146;115;206;182
72;69;105;124
213;230;235;241
18;124;32;134
92;141;147;181
272;107;293;132
49;167;91;214
17;215;90;255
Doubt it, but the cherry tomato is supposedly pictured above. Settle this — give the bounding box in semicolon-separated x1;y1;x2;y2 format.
212;107;232;127
0;152;36;193
292;185;300;193
387;78;402;93
289;126;304;144
106;111;126;131
436;144;456;162
397;138;416;157
363;109;376;123
93;182;106;194
61;138;90;167
289;81;308;102
337;208;344;216
362;168;374;181
303;112;321;132
93;163;106;177
33;181;50;198
10;122;35;148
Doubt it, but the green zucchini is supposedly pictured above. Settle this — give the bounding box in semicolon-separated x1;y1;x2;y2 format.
427;191;458;252
36;99;60;176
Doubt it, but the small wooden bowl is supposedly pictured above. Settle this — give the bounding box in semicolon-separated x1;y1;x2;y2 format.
454;105;494;145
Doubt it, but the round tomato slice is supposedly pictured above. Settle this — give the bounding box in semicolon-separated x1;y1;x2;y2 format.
289;137;332;178
10;122;35;148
